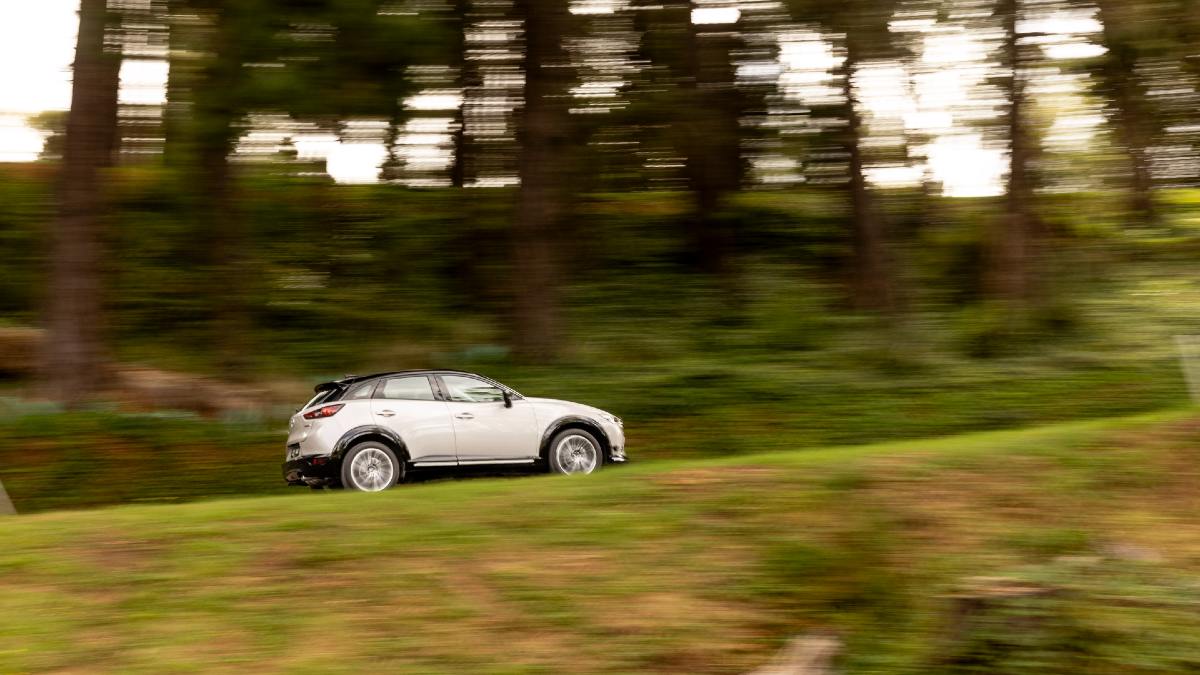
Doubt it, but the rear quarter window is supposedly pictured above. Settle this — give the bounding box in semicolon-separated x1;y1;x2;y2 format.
343;381;377;400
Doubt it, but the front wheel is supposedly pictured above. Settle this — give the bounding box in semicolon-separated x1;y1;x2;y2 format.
548;429;603;476
341;442;403;492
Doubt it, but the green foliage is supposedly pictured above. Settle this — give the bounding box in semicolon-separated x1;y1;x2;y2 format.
5;168;1200;375
0;167;52;320
2;170;1200;511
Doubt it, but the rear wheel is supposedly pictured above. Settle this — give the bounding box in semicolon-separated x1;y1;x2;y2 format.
340;442;403;492
548;429;603;475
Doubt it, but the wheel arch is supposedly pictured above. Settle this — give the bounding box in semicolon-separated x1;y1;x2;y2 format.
539;416;611;462
333;425;410;464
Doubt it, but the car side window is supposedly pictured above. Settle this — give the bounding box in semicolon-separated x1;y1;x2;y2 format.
344;381;376;400
441;375;505;403
379;376;436;401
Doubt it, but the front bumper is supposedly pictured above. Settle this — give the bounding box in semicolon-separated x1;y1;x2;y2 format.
603;421;627;464
283;454;338;487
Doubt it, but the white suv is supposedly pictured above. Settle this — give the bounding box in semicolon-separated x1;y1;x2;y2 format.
283;371;626;491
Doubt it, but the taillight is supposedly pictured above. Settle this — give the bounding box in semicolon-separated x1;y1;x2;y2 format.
303;404;344;420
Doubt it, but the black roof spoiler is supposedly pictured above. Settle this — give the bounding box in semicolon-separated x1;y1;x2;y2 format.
311;370;481;394
313;374;361;394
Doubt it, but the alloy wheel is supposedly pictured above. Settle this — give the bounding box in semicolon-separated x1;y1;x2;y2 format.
554;434;599;475
349;447;395;491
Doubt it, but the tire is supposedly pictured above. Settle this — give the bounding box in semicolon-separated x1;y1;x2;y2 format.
547;429;604;476
340;442;403;492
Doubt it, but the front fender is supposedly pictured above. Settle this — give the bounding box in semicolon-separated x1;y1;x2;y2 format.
540;416;611;459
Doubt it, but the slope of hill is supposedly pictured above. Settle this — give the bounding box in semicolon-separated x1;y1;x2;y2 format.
2;410;1199;673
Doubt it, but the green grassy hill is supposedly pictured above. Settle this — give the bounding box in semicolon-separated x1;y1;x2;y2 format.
3;410;1200;673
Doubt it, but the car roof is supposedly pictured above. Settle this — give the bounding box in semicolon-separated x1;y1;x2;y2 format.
313;370;481;393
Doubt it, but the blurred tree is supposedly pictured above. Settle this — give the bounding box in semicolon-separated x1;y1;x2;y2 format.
1161;0;1200;189
785;0;901;314
1093;0;1160;227
41;0;122;405
839;0;902;313
986;0;1039;309
112;0;172;163
308;1;440;180
679;5;744;283
186;0;264;373
621;1;760;292
27;111;69;161
511;0;574;360
1183;0;1200;82
623;1;698;187
1156;2;1200;191
450;0;472;188
164;0;442;369
163;2;189;167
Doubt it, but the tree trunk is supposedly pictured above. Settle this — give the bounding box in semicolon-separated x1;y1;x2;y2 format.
1096;0;1157;227
511;0;572;361
681;12;741;281
163;0;194;168
194;11;252;373
986;0;1036;307
198;125;251;372
450;0;471;188
380;102;404;183
1118;97;1157;226
1182;0;1200;83
842;40;896;313
41;0;121;406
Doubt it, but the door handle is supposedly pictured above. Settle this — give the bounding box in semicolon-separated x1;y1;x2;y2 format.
378;410;396;417
455;412;474;420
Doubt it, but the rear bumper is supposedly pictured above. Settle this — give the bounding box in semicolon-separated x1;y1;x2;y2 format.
283;455;338;486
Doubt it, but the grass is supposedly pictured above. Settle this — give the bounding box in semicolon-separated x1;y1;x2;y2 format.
3;409;1200;673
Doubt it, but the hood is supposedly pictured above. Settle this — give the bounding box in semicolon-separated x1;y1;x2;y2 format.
524;397;609;417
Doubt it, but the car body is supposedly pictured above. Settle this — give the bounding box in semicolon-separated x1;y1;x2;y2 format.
282;370;626;491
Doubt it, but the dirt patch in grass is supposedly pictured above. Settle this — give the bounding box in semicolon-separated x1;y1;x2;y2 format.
650;466;783;490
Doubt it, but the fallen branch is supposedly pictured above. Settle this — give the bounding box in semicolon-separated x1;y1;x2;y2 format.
747;632;841;675
0;478;16;516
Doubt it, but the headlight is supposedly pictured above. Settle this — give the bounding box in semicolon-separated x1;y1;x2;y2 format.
599;412;623;428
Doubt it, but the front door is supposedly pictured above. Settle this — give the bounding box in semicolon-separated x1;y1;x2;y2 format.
438;374;539;463
371;375;457;464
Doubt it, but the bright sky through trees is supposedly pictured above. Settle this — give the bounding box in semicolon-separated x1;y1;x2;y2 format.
0;1;78;161
0;0;1110;193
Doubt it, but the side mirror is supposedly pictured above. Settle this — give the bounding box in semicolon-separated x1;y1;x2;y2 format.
502;390;513;408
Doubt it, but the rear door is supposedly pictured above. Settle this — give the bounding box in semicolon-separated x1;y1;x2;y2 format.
437;374;539;463
371;375;457;464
